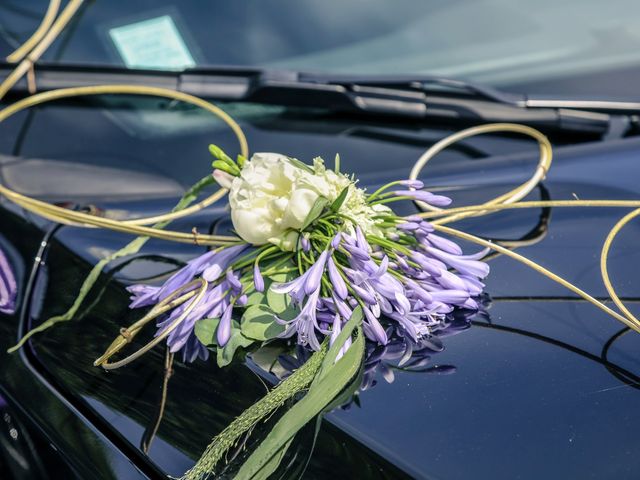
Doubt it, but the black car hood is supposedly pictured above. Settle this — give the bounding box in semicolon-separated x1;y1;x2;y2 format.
1;106;639;479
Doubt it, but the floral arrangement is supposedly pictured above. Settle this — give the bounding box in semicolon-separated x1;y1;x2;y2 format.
123;149;489;370
96;147;486;478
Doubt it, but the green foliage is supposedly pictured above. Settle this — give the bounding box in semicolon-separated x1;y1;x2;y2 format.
195;317;256;367
217;322;254;367
234;322;365;479
301;197;329;230
180;343;329;480
240;304;285;341
330;185;350;212
194;317;220;347
286;156;314;174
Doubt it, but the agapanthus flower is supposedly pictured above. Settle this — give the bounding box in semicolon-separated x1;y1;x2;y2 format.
127;244;247;361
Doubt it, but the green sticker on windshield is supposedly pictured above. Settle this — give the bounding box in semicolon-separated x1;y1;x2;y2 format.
109;15;195;70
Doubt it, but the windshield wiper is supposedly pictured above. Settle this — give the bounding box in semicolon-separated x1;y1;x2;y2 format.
1;62;635;136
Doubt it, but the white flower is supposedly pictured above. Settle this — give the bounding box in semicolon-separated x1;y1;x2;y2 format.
228;153;321;247
228;153;392;249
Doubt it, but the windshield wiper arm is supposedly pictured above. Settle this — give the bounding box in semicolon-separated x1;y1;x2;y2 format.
0;62;631;136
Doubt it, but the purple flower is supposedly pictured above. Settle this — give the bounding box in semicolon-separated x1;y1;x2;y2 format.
399;179;424;189
127;245;249;362
304;251;328;294
271;250;328;302
331;232;342;249
425;247;490;278
226;269;243;293
423;233;462;255
300;235;311;252
277;288;323;350
217;304;233;346
253;262;265;292
130;245;248;308
127;284;160;308
202;245;249;282
327;256;348;300
394;190;452;207
363;306;388;345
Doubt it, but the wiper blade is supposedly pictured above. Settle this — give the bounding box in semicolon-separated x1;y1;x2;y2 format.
0;62;632;136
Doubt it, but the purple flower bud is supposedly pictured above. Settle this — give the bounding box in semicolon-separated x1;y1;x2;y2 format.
237;294;248;306
253;262;264;292
363;307;388;345
397;222;420;231
331;232;342;249
399;179;424;189
327;257;348;300
304;250;328;295
352;284;377;305
333;295;353;319
430;290;470;305
355;227;368;250
393;292;412;315
202;245;249;282
417;221;435;233
425;233;462;255
343;244;370;261
330;314;342;347
226;269;242;293
127;284;161;308
301;235;311;252
217;304;233;346
425;247;490;278
393;190;452;207
411;252;446;277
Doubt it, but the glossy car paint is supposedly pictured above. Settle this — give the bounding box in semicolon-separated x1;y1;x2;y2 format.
0;99;639;479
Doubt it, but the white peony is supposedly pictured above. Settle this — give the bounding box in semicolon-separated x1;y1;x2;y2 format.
228;153;320;247
228;153;391;249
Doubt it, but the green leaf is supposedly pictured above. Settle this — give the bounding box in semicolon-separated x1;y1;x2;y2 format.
301;197;329;230
233;327;365;479
194;317;220;346
287;156;314;173
249;438;294;480
217;322;255;367
240;304;285;341
245;289;266;307
265;271;296;315
315;306;363;383
330;185;349;212
236;154;247;168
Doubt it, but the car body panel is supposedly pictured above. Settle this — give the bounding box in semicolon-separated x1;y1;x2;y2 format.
0;99;639;479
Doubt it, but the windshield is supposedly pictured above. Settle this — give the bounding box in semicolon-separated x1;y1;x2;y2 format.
2;0;640;95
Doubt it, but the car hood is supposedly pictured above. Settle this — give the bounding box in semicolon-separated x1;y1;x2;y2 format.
1;106;639;479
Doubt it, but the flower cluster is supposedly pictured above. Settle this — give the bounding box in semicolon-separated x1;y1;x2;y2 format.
127;148;489;365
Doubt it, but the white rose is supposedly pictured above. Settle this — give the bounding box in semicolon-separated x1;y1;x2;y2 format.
228;153;321;247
